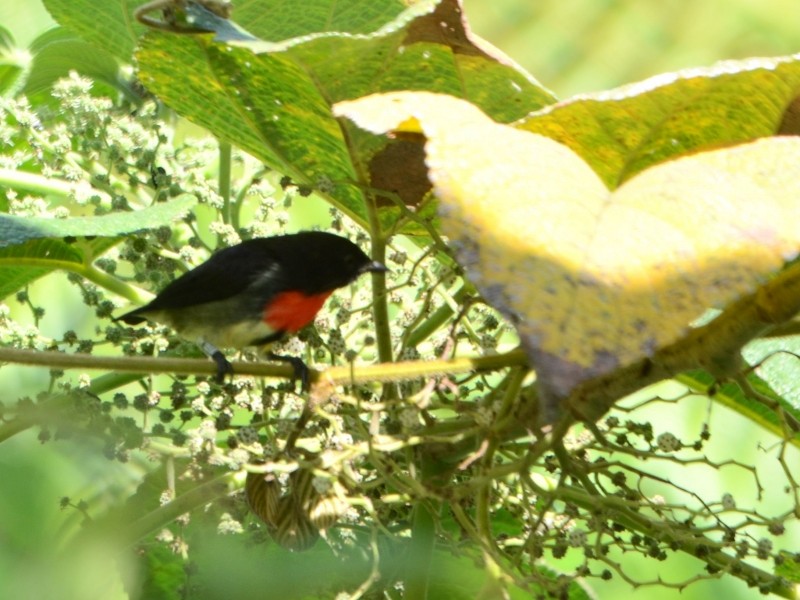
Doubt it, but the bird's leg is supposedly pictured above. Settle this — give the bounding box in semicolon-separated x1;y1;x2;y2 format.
198;339;233;383
267;352;310;392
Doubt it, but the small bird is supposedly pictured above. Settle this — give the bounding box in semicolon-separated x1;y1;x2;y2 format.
115;231;387;386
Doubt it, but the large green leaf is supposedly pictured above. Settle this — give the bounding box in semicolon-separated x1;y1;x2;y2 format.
336;91;800;405
41;0;149;62
232;0;408;39
519;54;800;188
42;0;408;62
134;0;555;227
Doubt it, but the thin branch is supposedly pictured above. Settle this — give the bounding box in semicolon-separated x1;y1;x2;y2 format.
0;346;528;386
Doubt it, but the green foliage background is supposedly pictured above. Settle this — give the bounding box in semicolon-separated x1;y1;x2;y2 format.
1;1;799;600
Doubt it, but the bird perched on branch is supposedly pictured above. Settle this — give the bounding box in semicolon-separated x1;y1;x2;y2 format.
115;231;387;387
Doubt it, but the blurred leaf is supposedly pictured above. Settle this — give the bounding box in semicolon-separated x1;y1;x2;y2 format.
131;544;186;600
187;527;564;599
117;462;190;523
188;532;373;599
0;25;30;96
775;551;800;583
488;507;525;537
335;91;800;404
0;437;131;600
71;470;231;553
0;238;83;298
426;552;589;600
135;0;555;227
28;25;73;53
0;26;13;51
519;55;800;188
23;27;132;102
0;195;195;248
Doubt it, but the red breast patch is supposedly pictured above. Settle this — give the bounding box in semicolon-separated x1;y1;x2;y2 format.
263;290;333;332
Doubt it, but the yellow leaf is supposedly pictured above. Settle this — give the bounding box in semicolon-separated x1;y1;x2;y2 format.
335;92;800;404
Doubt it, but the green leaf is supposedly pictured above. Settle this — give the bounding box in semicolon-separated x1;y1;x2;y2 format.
775;551;800;583
519;55;800;188
0;25;30;96
426;552;593;600
743;336;800;413
335;91;800;404
41;0;149;62
23;27;132;102
0;198;192;299
131;544;186;600
187;533;374;600
139;34;366;222
0;236;133;300
114;461;200;528
0;236;122;300
678;370;800;445
0;239;83;298
232;0;408;39
0;195;196;248
41;0;409;62
188;528;566;600
135;0;555;226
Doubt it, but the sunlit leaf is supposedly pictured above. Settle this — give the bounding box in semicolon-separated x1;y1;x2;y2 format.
41;0;149;62
335;91;800;405
232;0;408;39
519;54;800;188
677;370;800;442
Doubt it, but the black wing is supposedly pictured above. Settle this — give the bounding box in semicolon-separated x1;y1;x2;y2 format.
117;239;284;322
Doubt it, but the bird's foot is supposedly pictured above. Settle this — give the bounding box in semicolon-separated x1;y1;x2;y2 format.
211;350;234;383
198;339;233;383
267;352;310;392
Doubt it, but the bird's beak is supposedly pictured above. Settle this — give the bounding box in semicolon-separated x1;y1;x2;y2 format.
363;261;389;274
